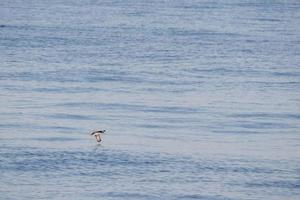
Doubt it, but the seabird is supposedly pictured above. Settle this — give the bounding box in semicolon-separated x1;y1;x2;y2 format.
90;130;106;142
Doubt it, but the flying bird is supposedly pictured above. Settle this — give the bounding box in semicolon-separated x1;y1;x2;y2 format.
90;130;106;142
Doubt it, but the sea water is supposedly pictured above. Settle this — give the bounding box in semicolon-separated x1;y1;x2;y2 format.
0;1;300;199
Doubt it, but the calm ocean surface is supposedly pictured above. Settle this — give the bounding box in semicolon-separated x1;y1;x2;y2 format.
0;0;300;199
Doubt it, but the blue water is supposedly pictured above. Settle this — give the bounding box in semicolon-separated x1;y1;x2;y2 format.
1;1;300;199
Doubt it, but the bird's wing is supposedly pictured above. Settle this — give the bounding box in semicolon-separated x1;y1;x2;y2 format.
90;131;99;135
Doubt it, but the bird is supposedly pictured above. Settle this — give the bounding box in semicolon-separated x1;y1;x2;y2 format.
90;130;106;142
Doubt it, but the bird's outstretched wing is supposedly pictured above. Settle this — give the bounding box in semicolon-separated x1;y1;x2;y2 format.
90;131;100;135
90;130;106;135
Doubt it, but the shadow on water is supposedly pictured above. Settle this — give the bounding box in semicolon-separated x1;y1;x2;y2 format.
92;143;103;152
